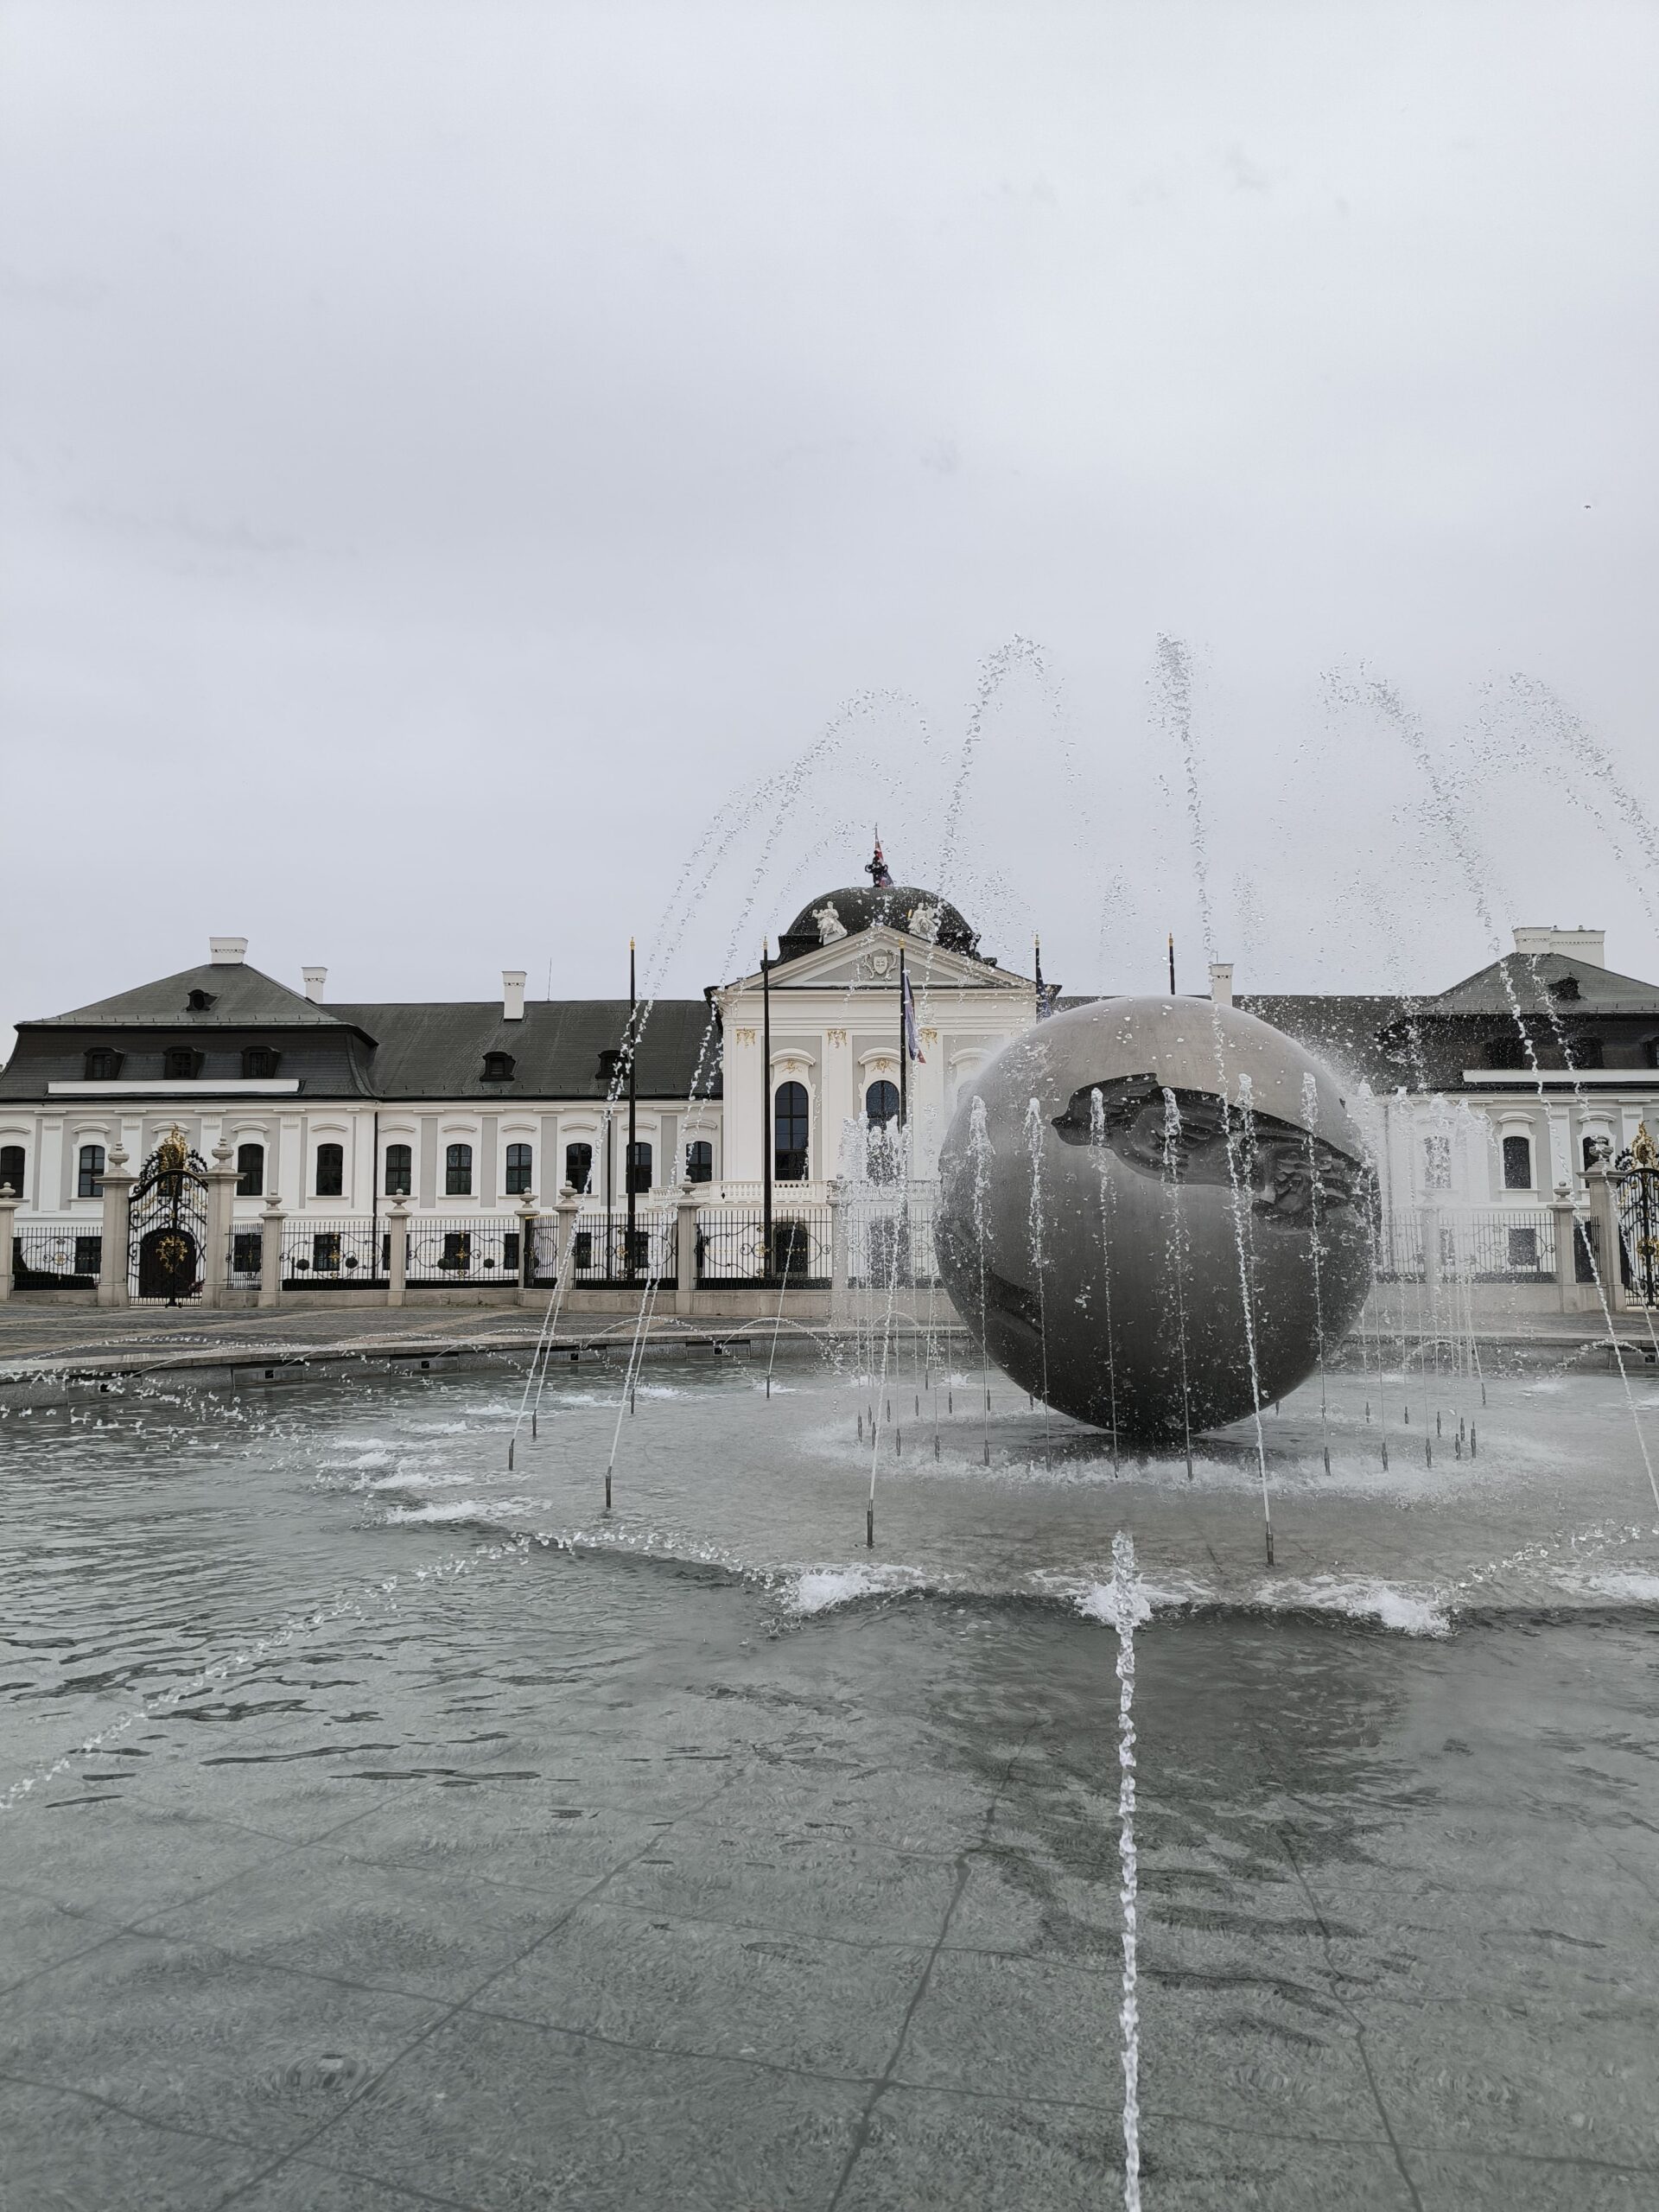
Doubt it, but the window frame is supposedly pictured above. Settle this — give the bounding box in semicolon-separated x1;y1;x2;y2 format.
384;1143;413;1197
1501;1133;1533;1192
242;1046;276;1080
83;1047;120;1082
445;1141;474;1197
505;1141;533;1196
564;1142;594;1196
0;1143;25;1198
625;1140;652;1196
774;1080;810;1183
235;1141;264;1198
315;1141;346;1198
162;1046;200;1081
77;1143;106;1199
685;1139;714;1185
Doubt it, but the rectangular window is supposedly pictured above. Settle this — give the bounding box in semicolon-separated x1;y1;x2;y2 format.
312;1232;342;1273
573;1228;594;1271
315;1143;345;1197
685;1140;713;1185
74;1235;102;1278
0;1145;23;1198
236;1142;264;1198
445;1143;474;1197
503;1230;521;1276
162;1047;198;1080
505;1142;532;1195
565;1143;593;1195
441;1230;471;1272
384;1144;413;1197
232;1231;263;1276
1507;1226;1540;1271
77;1145;105;1199
626;1141;652;1195
1502;1135;1533;1190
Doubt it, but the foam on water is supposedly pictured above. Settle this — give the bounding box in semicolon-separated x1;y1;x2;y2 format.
787;1564;927;1614
1261;1575;1451;1636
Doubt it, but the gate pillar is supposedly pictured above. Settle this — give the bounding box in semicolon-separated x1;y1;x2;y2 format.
516;1196;539;1306
675;1183;699;1316
1550;1185;1580;1313
1586;1166;1627;1314
259;1198;286;1311
202;1139;238;1308
0;1186;17;1304
98;1144;134;1309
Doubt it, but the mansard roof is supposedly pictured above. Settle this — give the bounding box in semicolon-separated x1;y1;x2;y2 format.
327;998;719;1101
29;962;353;1032
1430;950;1659;1015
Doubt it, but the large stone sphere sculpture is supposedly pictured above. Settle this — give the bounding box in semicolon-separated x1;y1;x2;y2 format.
936;998;1374;1442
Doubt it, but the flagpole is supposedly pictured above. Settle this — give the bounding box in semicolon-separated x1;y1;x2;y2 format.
899;944;908;1130
626;937;637;1287
1167;932;1176;995
761;941;773;1281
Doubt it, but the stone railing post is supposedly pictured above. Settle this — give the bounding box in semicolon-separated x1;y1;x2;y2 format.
1551;1183;1580;1313
1420;1202;1442;1298
385;1197;409;1307
201;1137;238;1307
0;1185;18;1303
828;1176;850;1324
516;1195;539;1306
556;1182;581;1287
97;1143;135;1308
259;1195;286;1310
1586;1166;1627;1313
675;1182;700;1316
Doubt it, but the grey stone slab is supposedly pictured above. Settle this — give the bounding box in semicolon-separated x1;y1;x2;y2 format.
1399;2148;1659;2209
137;1841;585;2004
0;2071;269;2212
1132;2113;1419;2210
0;1932;445;2152
328;1797;668;1899
1360;2005;1659;2169
829;2084;1126;2210
0;1882;123;1994
313;2007;863;2210
222;2155;487;2209
1;1797;303;1918
479;1895;925;2077
600;1823;966;1946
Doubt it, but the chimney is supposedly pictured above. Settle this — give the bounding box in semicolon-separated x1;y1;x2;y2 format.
1513;926;1605;969
1209;961;1234;1008
210;937;248;965
302;966;327;1003
503;969;526;1021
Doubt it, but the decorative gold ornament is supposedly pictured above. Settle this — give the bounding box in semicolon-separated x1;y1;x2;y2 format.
1633;1122;1657;1170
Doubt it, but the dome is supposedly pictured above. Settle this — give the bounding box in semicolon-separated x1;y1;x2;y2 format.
778;883;981;963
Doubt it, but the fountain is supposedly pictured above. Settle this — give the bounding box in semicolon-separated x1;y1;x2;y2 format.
935;995;1374;1441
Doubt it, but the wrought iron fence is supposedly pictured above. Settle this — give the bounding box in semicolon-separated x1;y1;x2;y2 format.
11;1224;101;1289
1448;1208;1556;1281
405;1216;524;1287
229;1229;264;1287
847;1190;939;1288
281;1218;386;1288
693;1205;829;1287
568;1207;678;1287
1373;1211;1425;1282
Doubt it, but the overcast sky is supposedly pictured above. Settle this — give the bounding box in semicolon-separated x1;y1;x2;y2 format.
4;0;1657;1042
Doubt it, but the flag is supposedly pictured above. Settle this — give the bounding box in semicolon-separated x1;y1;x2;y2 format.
901;969;925;1061
866;832;893;888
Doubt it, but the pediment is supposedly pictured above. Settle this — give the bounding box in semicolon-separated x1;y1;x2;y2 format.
733;927;1029;995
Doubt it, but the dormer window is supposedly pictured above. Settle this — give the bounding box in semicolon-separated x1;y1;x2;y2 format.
242;1046;276;1078
1565;1035;1604;1070
481;1052;516;1083
83;1047;120;1081
187;988;217;1012
162;1046;200;1079
1551;976;1580;1001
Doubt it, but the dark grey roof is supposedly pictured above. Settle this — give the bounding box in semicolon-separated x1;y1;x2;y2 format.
1433;951;1659;1016
35;963;352;1032
1236;995;1411;1091
327;998;720;1101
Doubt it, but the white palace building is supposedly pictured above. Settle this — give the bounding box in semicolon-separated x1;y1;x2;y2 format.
2;842;1657;1312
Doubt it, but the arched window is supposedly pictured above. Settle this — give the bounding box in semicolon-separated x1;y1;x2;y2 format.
384;1143;413;1196
505;1142;533;1195
445;1142;474;1196
1501;1134;1533;1191
774;1082;809;1181
315;1142;345;1197
565;1142;594;1194
626;1141;652;1195
0;1144;24;1198
84;1048;118;1081
162;1046;198;1080
865;1079;900;1127
77;1144;105;1198
236;1142;264;1198
685;1140;713;1185
242;1046;276;1079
